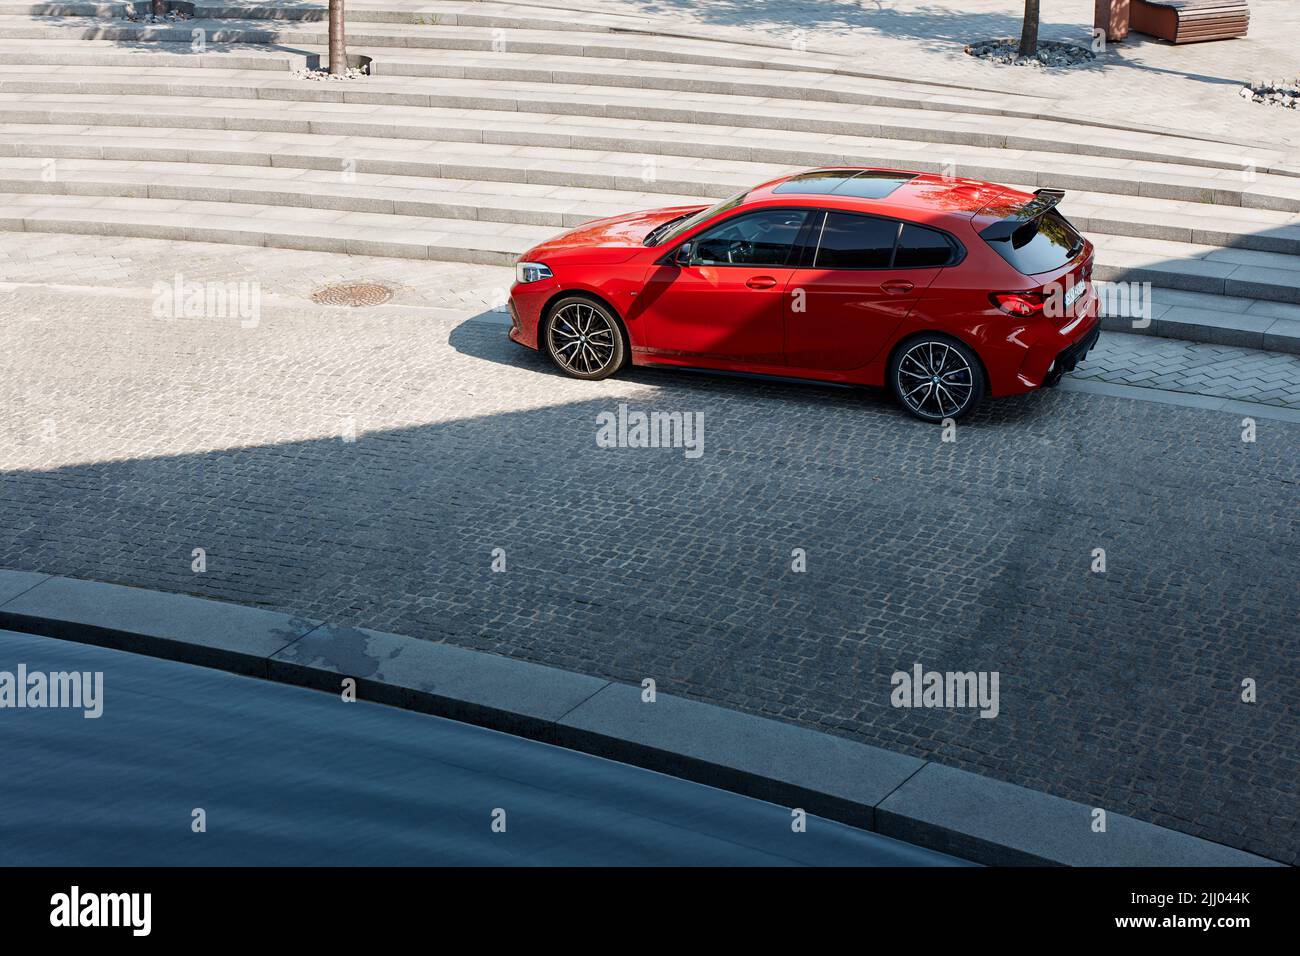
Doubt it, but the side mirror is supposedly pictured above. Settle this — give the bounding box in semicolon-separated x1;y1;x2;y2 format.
675;242;695;267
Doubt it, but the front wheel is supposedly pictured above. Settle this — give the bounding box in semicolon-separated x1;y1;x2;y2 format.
889;336;986;423
543;296;626;381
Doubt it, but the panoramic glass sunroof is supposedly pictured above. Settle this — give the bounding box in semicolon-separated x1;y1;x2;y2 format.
772;169;917;199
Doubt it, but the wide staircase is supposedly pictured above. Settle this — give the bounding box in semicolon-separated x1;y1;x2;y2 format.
1;0;1298;349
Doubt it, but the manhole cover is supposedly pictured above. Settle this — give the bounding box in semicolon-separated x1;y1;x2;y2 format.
311;282;394;307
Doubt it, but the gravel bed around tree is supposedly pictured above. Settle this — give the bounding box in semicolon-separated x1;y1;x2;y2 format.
965;38;1096;69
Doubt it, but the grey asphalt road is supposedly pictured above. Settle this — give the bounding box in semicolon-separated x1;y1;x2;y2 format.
0;629;967;866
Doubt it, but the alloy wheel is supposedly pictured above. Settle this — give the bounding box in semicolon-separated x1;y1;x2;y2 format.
547;302;618;376
896;340;975;419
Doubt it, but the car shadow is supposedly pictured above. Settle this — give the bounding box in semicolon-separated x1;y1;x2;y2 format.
447;311;1059;428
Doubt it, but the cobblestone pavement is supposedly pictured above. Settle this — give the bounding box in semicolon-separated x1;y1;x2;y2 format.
1;251;1296;863
1079;333;1300;409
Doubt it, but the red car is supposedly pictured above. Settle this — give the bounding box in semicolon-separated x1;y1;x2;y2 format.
507;167;1099;421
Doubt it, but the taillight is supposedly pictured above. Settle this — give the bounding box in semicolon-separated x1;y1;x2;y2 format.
990;290;1046;317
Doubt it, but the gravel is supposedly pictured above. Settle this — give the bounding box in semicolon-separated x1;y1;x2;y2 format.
293;66;371;82
965;38;1096;69
1240;78;1300;110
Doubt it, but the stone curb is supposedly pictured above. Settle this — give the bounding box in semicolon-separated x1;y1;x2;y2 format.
0;569;1283;867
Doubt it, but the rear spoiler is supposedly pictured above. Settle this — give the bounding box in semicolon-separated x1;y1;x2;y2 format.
979;188;1065;241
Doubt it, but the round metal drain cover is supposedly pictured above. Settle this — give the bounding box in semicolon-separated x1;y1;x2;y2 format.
311;282;393;307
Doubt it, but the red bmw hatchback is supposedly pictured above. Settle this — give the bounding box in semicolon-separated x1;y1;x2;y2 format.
507;167;1100;421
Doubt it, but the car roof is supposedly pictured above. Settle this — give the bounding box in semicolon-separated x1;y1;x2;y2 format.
745;167;1035;230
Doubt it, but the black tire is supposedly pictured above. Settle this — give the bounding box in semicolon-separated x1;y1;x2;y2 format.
888;335;986;423
542;296;627;381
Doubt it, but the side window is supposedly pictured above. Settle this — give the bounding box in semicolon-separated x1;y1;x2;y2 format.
814;212;899;269
690;210;808;267
895;223;955;268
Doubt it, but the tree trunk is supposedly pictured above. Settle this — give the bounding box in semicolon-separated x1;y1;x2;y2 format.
329;0;346;75
1019;0;1041;57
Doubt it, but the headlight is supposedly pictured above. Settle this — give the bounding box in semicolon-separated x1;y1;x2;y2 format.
516;261;553;284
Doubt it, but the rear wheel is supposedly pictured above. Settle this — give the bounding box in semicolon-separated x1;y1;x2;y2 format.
543;296;626;380
889;336;985;422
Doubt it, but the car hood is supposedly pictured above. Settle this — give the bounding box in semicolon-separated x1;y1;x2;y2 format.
521;205;705;265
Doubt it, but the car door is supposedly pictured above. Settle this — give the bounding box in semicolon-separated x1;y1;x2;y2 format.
784;213;948;372
637;208;810;366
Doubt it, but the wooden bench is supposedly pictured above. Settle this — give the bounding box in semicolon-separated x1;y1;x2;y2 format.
1130;0;1250;43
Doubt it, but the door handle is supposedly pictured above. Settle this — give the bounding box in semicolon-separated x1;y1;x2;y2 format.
881;280;914;295
746;276;778;290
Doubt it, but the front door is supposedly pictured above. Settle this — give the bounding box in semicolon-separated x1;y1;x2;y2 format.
638;208;810;367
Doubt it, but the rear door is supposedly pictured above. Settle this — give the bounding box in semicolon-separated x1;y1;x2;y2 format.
783;212;947;372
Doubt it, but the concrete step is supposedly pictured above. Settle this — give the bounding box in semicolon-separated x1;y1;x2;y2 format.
0;17;1289;175
0;21;1140;127
196;0;667;31
0;19;1284;174
3;153;1296;258
0;6;1027;93
1107;287;1300;354
0;191;550;262
0;123;776;197
0;37;315;69
2;90;1298;211
0;69;1267;176
0;156;700;226
1094;235;1300;306
0;10;1287;153
1063;191;1300;257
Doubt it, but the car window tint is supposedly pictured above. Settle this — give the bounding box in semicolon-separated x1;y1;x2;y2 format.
895;224;954;268
651;190;748;247
691;210;808;267
771;170;858;194
981;209;1082;275
814;212;898;269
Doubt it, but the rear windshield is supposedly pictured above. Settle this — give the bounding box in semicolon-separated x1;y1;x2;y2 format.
981;210;1084;276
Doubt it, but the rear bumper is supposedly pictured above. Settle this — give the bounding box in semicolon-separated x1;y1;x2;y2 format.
1043;323;1100;387
1005;303;1101;394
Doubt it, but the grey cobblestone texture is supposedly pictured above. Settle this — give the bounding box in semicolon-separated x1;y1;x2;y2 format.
0;274;1296;864
1077;332;1300;409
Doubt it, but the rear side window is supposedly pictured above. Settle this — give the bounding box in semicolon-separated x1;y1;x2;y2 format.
895;224;955;268
981;209;1084;275
815;212;898;269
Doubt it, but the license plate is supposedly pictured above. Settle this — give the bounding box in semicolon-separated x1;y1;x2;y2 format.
1064;281;1086;307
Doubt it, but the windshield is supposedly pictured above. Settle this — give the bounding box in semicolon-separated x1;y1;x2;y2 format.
646;190;748;246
